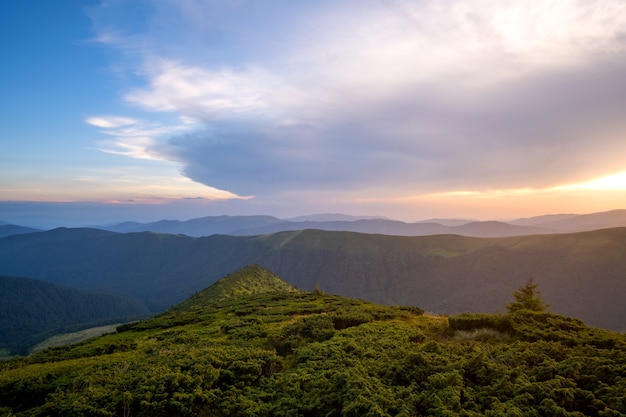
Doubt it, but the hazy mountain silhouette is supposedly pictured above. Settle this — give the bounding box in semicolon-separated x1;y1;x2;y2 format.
101;215;285;236
287;213;390;221
97;215;550;237
511;209;626;231
93;210;626;238
0;223;41;238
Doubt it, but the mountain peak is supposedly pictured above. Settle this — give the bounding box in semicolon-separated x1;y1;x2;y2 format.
287;213;387;222
177;264;299;308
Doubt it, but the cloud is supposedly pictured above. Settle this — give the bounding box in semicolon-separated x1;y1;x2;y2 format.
88;0;626;199
87;115;188;160
123;60;276;117
72;165;247;201
86;116;138;128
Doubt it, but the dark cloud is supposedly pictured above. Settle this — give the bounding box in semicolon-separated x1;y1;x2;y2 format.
156;48;626;196
95;0;626;198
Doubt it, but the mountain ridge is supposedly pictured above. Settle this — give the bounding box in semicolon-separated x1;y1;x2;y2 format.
0;224;41;238
3;209;626;238
2;226;626;331
91;209;626;237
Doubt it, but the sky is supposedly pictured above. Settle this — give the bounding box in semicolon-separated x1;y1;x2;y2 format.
2;0;626;227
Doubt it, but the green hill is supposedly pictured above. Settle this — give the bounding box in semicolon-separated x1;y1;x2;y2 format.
0;275;150;356
1;266;625;416
173;264;300;309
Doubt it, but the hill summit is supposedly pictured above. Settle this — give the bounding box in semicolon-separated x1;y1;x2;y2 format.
173;264;300;309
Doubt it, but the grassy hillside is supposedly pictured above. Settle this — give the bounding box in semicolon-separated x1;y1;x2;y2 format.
1;266;624;416
0;275;150;355
1;227;626;331
174;264;300;309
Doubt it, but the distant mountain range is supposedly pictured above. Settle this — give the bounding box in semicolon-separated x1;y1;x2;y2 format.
286;213;391;222
74;209;626;238
510;209;626;231
2;209;626;238
2;226;626;333
94;209;626;237
0;223;40;238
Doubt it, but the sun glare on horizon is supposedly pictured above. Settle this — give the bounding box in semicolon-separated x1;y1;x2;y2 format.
554;171;626;191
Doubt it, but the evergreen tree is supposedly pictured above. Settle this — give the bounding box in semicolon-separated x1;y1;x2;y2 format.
507;276;549;312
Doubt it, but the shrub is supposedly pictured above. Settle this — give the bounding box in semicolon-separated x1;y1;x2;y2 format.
272;315;336;355
448;313;512;334
331;312;374;330
453;328;510;342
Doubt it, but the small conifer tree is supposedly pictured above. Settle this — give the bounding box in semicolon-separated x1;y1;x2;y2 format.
506;276;550;313
312;283;325;296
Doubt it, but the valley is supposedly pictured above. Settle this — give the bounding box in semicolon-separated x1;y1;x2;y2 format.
1;210;626;358
2;226;626;342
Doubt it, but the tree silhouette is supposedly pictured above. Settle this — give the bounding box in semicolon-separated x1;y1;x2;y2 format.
507;276;550;312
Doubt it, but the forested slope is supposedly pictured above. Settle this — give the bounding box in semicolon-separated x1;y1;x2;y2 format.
0;275;150;355
1;227;626;330
1;265;625;416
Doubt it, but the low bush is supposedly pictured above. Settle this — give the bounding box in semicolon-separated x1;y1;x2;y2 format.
448;313;512;334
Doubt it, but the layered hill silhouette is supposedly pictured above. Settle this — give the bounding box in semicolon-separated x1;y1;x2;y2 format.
92;209;626;237
0;275;150;355
96;215;552;237
0;223;40;238
1;226;626;331
1;265;625;416
511;209;626;231
3;209;626;238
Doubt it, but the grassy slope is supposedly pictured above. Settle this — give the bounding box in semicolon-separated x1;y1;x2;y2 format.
257;228;626;330
1;266;624;416
173;264;300;309
29;323;122;355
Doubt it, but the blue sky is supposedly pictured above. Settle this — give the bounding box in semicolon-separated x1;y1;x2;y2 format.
2;0;626;226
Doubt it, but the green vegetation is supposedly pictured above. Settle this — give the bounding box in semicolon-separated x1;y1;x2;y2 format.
507;276;550;313
0;275;150;356
3;227;626;331
1;265;625;416
173;264;300;308
29;324;124;355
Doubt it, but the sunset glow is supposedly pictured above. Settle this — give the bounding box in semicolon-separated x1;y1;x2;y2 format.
2;1;626;224
555;171;626;191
